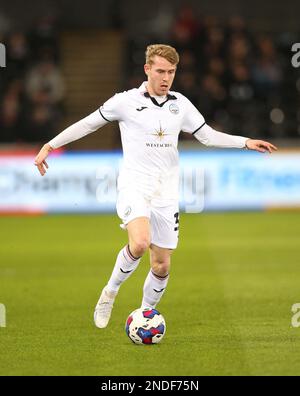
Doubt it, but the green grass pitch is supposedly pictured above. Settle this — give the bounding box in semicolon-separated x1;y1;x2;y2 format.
0;212;300;376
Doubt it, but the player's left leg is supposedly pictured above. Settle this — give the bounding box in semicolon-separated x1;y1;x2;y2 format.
141;244;173;309
141;202;179;309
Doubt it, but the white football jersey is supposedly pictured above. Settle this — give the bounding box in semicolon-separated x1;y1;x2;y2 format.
49;81;247;205
99;82;205;204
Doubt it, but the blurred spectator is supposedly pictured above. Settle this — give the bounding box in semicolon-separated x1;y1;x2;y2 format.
0;12;12;34
0;91;22;142
228;63;254;102
25;61;65;105
175;70;199;104
171;5;201;51
226;15;250;41
207;57;226;79
29;15;60;62
178;49;197;72
251;35;282;99
228;35;251;63
202;26;226;60
22;105;55;143
6;32;30;79
173;5;201;39
227;63;258;136
142;4;174;40
198;74;227;121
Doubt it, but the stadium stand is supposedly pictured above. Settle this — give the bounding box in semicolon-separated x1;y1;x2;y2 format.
0;1;300;147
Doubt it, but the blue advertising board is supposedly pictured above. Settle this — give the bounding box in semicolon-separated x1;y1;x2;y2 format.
0;150;299;213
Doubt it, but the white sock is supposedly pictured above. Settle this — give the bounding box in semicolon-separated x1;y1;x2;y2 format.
142;270;169;309
107;245;141;293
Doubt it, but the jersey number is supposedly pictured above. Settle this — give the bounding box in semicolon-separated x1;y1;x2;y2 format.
174;212;179;232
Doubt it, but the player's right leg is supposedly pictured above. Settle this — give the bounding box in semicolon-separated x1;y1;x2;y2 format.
106;216;150;294
94;217;151;329
127;216;151;258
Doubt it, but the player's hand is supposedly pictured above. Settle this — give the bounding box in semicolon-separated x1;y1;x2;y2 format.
245;139;278;153
34;144;53;176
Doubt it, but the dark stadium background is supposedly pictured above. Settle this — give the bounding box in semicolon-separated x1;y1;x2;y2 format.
0;0;300;377
1;0;300;149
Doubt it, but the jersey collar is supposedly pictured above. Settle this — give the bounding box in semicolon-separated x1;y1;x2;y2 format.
138;82;177;107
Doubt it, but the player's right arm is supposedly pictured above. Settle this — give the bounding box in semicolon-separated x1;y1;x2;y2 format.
34;110;107;176
34;93;124;176
34;143;53;176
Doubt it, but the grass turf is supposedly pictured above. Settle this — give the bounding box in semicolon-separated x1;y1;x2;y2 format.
0;212;300;376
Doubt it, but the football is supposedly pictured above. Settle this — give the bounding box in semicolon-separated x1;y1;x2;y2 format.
125;308;166;345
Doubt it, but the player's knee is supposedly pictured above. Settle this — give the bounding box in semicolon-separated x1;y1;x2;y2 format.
152;261;170;277
131;238;150;257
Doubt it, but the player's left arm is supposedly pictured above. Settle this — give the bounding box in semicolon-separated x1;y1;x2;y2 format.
192;123;278;153
245;138;277;153
181;96;278;153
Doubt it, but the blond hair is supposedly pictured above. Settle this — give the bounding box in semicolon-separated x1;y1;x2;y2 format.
145;44;180;66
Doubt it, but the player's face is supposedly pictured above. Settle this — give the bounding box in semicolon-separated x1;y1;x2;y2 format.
144;56;177;96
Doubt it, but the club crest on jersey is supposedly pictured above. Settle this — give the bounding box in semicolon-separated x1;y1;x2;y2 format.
169;103;179;114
